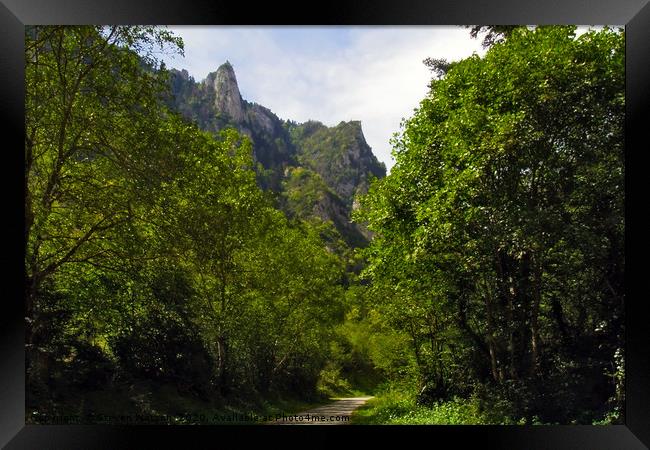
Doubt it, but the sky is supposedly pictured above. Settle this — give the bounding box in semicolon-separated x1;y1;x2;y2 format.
157;26;489;172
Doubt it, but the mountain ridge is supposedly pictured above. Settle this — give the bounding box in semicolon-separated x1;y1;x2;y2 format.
167;62;386;247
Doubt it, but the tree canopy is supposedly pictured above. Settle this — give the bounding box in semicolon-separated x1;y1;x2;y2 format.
25;26;349;421
25;25;625;426
355;25;624;424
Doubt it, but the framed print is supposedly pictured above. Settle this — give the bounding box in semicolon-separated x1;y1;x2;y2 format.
1;0;648;448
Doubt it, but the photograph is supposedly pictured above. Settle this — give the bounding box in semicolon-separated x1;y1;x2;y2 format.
23;24;626;427
2;1;649;447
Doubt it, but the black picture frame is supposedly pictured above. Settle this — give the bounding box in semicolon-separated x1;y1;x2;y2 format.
1;0;647;448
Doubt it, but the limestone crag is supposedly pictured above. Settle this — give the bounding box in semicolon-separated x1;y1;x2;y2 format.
206;61;245;123
167;62;386;247
290;120;385;208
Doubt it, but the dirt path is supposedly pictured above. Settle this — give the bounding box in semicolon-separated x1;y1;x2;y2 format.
267;396;374;425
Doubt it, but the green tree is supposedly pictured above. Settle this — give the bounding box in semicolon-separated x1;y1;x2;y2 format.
156;126;265;393
357;25;624;423
236;211;346;393
25;25;184;387
25;25;357;421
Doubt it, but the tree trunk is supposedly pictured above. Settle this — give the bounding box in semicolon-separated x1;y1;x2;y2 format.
217;271;229;394
485;293;501;382
25;273;50;391
408;318;423;370
529;255;542;377
456;296;490;358
217;334;228;394
25;274;40;356
551;297;570;346
506;284;517;379
495;250;518;379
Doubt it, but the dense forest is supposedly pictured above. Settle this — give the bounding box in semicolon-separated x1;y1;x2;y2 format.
25;25;624;425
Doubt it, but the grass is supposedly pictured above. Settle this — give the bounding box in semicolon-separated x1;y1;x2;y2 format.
350;387;515;425
350;384;625;426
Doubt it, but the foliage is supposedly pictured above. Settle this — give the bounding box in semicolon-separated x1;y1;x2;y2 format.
167;68;300;191
466;25;524;48
281;167;333;218
352;387;513;425
355;25;625;424
25;24;625;426
25;25;349;421
289;120;386;207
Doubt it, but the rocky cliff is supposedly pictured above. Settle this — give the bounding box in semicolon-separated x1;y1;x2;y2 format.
206;61;245;123
167;62;386;247
288;120;385;208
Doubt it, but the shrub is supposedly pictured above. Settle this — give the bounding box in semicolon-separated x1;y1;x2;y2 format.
110;308;214;396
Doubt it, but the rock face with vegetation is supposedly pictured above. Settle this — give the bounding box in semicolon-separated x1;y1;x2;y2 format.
209;61;245;123
167;62;386;246
289;120;386;207
25;25;624;428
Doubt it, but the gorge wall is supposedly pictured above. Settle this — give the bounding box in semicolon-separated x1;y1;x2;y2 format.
167;62;386;247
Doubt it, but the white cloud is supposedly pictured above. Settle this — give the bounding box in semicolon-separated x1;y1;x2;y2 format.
161;26;487;172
